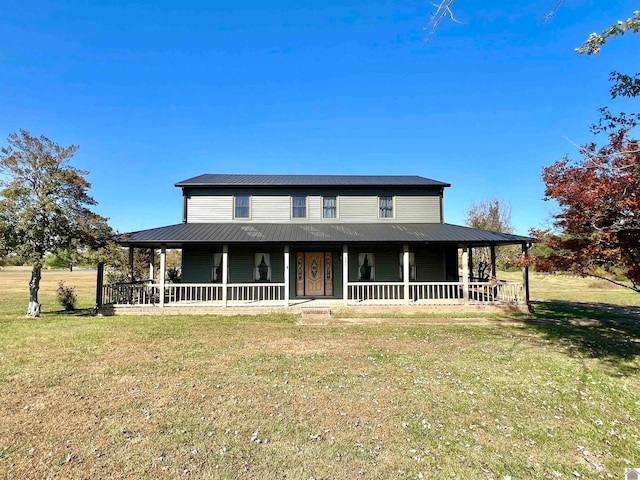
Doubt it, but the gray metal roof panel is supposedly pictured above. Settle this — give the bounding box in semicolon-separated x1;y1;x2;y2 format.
119;223;531;246
175;174;450;188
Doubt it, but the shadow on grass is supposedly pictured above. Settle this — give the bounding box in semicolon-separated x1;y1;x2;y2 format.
526;301;640;375
41;307;95;317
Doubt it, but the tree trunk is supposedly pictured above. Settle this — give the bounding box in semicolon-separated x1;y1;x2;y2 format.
26;264;42;317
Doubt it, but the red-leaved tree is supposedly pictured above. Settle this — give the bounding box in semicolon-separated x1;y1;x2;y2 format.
534;123;640;291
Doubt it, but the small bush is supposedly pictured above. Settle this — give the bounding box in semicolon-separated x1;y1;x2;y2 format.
56;281;77;311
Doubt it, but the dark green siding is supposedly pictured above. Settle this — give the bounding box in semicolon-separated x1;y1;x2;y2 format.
182;250;213;283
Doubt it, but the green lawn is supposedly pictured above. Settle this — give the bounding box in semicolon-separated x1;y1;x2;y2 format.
1;268;639;479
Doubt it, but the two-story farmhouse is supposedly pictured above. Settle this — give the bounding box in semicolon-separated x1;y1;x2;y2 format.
98;174;532;313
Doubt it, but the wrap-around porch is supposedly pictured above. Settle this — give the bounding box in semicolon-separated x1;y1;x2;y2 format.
97;242;531;311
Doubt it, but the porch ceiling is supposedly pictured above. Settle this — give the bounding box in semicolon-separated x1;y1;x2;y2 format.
117;222;532;248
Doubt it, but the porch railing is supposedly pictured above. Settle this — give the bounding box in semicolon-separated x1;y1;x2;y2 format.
349;282;404;302
102;282;286;307
227;283;285;303
102;279;525;308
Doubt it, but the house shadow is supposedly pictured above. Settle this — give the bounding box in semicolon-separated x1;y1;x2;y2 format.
42;307;96;317
525;300;640;375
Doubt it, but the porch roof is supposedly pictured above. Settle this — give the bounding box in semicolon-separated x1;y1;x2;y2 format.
117;222;532;248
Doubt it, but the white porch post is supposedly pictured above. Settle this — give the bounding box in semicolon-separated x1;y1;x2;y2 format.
342;244;349;305
522;243;531;310
149;248;154;281
462;245;469;305
222;244;228;308
284;245;290;306
159;247;166;308
403;244;410;304
129;247;134;282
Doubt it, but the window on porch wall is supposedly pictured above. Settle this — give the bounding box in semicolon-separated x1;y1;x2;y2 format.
358;253;375;281
254;253;271;281
398;252;416;281
212;253;223;283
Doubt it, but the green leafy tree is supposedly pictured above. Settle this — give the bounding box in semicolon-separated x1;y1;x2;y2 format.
0;130;111;317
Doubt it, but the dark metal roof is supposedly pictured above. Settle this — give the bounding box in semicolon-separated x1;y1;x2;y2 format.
175;174;450;188
118;223;531;248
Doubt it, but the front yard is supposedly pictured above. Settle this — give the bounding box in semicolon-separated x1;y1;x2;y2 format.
0;268;639;478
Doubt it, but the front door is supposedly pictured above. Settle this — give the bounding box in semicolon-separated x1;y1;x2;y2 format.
304;252;325;296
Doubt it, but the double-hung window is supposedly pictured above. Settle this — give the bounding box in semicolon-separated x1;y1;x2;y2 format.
379;196;394;218
234;195;250;219
323;196;337;218
292;195;307;218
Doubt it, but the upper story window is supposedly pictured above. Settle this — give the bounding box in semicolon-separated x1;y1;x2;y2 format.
379;196;394;218
292;195;307;218
323;196;337;218
234;195;250;218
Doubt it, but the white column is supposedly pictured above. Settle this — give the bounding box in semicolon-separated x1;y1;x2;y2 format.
149;248;154;281
284;245;290;306
403;244;410;305
462;246;469;305
522;243;531;309
222;245;228;307
159;247;166;308
342;244;349;305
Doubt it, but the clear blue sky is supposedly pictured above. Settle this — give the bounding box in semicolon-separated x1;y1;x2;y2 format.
1;1;638;235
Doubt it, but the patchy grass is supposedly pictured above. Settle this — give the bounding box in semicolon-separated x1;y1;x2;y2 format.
1;268;639;479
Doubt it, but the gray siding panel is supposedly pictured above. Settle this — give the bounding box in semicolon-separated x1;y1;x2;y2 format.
395;196;441;223
185;193;442;224
251;196;291;222
308;196;322;221
340;196;379;222
187;196;232;223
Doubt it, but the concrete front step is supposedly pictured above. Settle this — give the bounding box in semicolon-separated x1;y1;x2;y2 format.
300;307;332;316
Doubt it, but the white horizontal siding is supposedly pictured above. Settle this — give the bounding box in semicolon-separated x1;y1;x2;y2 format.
308;196;321;221
186;194;442;223
395;196;441;223
339;196;379;222
251;196;291;222
187;196;233;222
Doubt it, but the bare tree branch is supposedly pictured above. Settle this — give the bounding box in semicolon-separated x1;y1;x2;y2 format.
425;0;461;43
543;0;566;22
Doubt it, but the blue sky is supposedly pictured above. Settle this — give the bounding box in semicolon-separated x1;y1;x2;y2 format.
1;0;638;235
